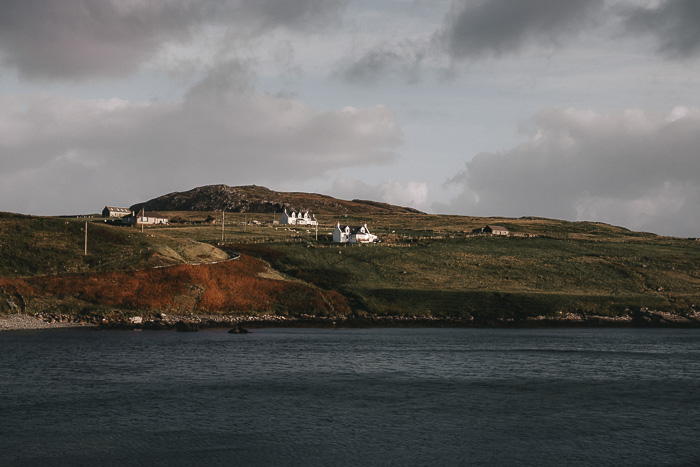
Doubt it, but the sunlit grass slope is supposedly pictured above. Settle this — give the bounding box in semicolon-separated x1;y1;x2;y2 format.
0;212;227;277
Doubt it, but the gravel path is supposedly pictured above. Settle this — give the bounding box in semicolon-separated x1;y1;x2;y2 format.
0;314;95;332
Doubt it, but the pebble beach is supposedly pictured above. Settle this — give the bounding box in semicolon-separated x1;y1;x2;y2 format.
0;314;96;332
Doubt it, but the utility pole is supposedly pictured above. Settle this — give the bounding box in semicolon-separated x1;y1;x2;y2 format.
140;207;144;233
221;209;225;243
84;221;88;256
244;215;247;232
315;223;318;241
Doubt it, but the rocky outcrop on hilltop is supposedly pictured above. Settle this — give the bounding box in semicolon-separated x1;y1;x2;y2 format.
132;185;283;213
131;184;424;214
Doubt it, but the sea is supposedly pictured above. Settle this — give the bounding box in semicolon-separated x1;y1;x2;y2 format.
1;327;699;467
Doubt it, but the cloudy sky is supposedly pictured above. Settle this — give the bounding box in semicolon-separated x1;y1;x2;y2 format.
1;0;699;236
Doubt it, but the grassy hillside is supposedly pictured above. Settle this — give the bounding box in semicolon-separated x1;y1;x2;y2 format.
233;234;699;319
0;212;228;277
217;212;699;319
0;212;343;318
1;209;698;322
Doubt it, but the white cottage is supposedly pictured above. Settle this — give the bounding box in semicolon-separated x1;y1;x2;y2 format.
472;225;509;236
122;210;169;226
333;222;378;243
102;206;131;218
280;208;318;226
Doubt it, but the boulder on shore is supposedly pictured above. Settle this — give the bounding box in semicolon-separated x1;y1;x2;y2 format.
175;321;199;332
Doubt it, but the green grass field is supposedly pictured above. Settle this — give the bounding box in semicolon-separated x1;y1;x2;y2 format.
232;233;698;319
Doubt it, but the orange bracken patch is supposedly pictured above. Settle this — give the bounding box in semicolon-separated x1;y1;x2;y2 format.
0;255;348;315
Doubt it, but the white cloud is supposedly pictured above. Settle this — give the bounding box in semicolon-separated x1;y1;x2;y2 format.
439;107;700;236
0;63;401;215
331;176;428;209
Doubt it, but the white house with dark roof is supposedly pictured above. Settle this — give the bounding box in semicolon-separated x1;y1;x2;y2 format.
472;225;509;236
333;222;378;243
102;206;131;218
280;208;318;226
122;210;169;226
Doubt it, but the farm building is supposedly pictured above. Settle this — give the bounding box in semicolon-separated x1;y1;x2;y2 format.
122;211;169;226
280;208;318;226
333;222;378;243
102;206;131;218
472;225;509;236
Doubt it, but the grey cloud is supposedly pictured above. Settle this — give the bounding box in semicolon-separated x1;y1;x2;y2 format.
625;0;700;58
333;0;608;84
0;1;195;79
439;107;700;237
330;176;429;209
0;65;401;214
184;60;256;103
334;42;425;84
0;0;346;79
241;0;346;30
332;0;700;86
441;0;605;59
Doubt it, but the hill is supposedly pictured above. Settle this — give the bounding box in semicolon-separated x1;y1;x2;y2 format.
1;206;699;328
130;184;424;214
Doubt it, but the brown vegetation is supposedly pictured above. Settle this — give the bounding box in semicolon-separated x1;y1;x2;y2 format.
0;255;348;316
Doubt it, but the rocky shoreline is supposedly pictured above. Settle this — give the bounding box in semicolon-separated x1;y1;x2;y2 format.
2;307;700;332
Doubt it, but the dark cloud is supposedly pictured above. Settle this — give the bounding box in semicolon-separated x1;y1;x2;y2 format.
440;0;605;59
184;60;257;103
240;0;346;30
334;42;425;84
0;63;401;214
625;0;700;58
0;1;184;79
334;0;607;84
438;107;700;237
331;0;700;86
0;0;346;80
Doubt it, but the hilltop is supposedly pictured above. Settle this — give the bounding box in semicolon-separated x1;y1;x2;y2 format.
130;184;424;215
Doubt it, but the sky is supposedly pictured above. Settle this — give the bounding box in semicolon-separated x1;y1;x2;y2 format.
1;0;699;237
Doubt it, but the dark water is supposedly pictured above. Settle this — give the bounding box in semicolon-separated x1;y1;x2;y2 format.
1;327;699;467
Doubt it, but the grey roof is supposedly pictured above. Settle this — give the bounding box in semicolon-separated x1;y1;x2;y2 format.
104;206;131;212
340;225;369;234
